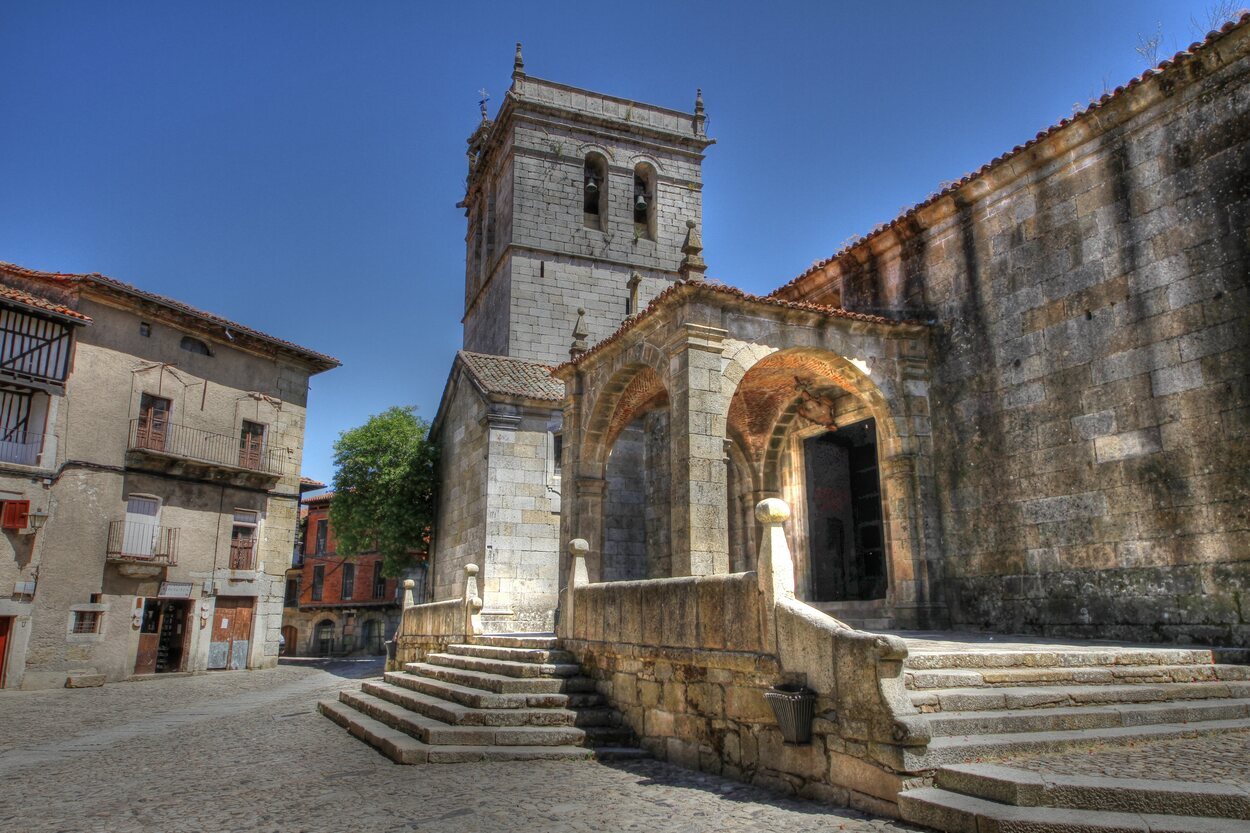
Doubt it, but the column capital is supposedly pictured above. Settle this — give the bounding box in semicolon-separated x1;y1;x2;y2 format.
664;322;728;356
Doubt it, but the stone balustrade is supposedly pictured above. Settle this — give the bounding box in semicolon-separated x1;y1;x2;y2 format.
560;498;928;814
392;564;483;666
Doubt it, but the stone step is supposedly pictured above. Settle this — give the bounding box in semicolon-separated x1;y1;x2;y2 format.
446;642;576;665
404;662;596;695
475;634;561;650
363;680;577;727
926;697;1250;737
899;787;1234;833
935;763;1250;819
905;647;1220;671
902;717;1250;771
912;680;1250;713
387;670;602;710
905;663;1250;691
426;651;582;679
341;689;589;747
319;699;595;765
843;617;895;632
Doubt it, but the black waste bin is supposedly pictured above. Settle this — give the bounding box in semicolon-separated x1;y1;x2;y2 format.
763;684;816;744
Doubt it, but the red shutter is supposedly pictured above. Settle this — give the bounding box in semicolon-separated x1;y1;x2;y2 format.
1;500;30;530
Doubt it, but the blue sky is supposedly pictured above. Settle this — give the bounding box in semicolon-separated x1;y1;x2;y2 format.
0;0;1227;485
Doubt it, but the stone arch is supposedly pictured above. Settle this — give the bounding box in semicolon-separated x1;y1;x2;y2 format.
722;343;917;611
581;342;670;470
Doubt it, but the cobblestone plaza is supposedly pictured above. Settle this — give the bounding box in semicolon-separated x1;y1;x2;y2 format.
0;661;921;833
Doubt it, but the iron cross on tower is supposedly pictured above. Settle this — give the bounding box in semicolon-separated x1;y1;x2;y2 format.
478;88;489;121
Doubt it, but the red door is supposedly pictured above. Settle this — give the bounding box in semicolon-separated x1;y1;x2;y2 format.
238;421;265;469
208;597;255;670
0;616;10;687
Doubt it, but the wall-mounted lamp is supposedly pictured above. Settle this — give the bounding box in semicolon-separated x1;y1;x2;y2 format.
27;510;49;532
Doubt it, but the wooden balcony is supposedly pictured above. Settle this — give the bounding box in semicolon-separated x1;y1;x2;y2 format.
127;418;285;487
106;519;178;578
0;430;44;467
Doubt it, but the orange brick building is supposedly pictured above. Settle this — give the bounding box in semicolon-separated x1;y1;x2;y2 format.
281;492;403;656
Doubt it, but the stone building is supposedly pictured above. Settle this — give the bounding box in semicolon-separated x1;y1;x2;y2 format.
430;21;1250;647
281;491;404;656
0;261;337;689
427;45;714;632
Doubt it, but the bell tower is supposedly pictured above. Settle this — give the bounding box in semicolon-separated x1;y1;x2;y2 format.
459;44;715;366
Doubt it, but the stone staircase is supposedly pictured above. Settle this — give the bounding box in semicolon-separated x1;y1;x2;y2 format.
897;639;1250;831
319;634;639;764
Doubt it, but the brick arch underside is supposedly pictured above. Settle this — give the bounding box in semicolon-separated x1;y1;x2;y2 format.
584;361;670;468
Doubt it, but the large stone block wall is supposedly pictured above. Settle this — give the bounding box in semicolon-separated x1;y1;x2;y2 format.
566;573;906;814
481;408;561;631
430;374;488;604
784;35;1250;644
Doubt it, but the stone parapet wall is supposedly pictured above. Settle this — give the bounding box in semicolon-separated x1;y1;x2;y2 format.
394;598;465;666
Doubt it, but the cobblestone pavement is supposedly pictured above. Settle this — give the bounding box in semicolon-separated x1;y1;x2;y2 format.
1011;730;1250;786
0;660;921;833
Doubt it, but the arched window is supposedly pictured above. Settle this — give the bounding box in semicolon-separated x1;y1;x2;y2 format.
633;163;656;240
583;154;607;231
179;336;212;356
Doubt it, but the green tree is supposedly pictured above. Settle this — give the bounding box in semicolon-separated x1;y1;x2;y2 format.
329;406;437;577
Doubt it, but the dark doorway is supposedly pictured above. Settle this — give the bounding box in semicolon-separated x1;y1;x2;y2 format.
803;418;885;602
0;616;10;687
134;599;190;674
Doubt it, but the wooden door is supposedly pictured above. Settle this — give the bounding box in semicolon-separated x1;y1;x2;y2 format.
208;597;255;670
137;394;171;451
280;625;297;657
0;616;10;688
238;421;265;470
134;599;161;674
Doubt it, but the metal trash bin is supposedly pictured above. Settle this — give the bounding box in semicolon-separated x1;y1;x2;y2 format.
764;684;816;744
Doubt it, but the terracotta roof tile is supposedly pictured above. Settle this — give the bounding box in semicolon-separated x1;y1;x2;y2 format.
459;351;565;401
0;261;339;370
0;283;91;323
770;13;1250;299
303;491;335;506
299;476;326;490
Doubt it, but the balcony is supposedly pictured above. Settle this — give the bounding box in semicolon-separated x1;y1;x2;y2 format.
106;519;179;578
0;430;44;467
127;418;286;487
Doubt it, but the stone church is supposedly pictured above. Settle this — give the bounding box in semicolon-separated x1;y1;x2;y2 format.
429;30;1249;646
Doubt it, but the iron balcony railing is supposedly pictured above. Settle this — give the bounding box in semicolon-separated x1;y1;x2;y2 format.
229;539;256;570
128;418;285;475
106;519;179;566
0;430;44;467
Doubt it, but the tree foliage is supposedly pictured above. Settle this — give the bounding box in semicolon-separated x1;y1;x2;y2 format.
329;406;437;577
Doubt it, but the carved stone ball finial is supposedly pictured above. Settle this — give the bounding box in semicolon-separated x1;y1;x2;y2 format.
403;579;415;589
465;563;479;577
755;498;791;524
513;42;525;78
567;538;590;557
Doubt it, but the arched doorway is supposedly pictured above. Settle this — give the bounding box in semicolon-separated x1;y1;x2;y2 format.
362;619;385;655
280;625;298;657
315;619;336;656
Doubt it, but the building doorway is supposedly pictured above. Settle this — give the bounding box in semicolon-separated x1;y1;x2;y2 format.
362;619;384;655
280;625;298;657
134;599;191;674
803;418;885;602
0;616;11;687
315;619;335;656
208;597;255;670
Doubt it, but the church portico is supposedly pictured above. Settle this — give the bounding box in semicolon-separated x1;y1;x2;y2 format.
553;281;944;630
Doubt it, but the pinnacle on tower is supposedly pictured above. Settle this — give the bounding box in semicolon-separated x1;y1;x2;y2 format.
513;42;525;80
569;307;589;360
694;88;706;136
679;219;707;282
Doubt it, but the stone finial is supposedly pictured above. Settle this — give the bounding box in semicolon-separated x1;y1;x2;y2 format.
463;564;483;639
479;88;489;122
679;219;707;282
626;271;642;317
694;88;706;135
755;498;791;524
513;42;525;79
756;498;796;654
569;307;589;360
402;579;416;609
559;538;591;640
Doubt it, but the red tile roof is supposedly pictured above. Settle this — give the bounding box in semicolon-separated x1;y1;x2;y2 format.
554;280;925;374
303;491;335;506
0;283;92;323
299;476;327;490
459;350;565;401
0;261;339;370
770;13;1250;299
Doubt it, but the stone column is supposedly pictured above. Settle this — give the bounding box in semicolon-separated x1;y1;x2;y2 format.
755;498;794;655
558;538;589;640
666;322;730;576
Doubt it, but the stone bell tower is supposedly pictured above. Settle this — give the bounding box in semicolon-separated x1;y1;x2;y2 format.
460;43;716;366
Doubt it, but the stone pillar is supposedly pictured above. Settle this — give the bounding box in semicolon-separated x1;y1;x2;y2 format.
463;564;483;640
401;579;416;609
666;322;730;576
558;538;589;640
755;498;794;655
575;477;606;582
